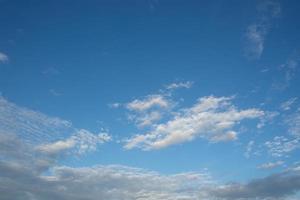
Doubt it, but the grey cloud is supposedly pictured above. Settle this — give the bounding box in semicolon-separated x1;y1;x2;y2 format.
210;169;300;200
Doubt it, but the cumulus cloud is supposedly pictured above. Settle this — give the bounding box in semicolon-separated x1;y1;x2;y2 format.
1;97;300;200
126;95;171;112
0;131;213;200
125;94;174;127
244;0;281;59
0;52;9;63
125;96;264;150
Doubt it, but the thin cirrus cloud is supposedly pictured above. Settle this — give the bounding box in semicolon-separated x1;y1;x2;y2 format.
0;52;8;63
164;81;193;90
244;0;281;59
0;96;111;156
0;96;72;144
273;53;300;90
125;96;265;150
280;97;298;111
37;129;111;155
257;160;284;169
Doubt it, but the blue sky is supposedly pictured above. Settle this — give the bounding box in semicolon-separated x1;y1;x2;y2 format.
1;0;300;199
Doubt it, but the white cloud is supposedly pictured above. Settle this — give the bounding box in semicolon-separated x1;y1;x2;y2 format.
165;81;193;90
281;98;298;111
125;96;264;150
286;111;300;137
0;52;8;63
273;53;300;90
265;136;300;157
49;89;62;96
37;129;111;155
0;97;111;158
37;138;76;154
244;0;281;59
125;94;174;127
244;140;255;158
126;95;171;112
257;160;284;169
2;115;300;200
244;24;266;59
0;96;72;144
134;111;162;127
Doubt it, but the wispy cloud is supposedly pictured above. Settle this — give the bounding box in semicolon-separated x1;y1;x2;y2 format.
244;0;281;59
0;96;72;144
265;136;299;157
257;160;284;169
0;96;111;155
49;89;62;96
165;81;193;90
273;53;300;90
281;97;298;111
37;129;111;155
1;97;300;200
125;96;264;150
0;52;9;63
244;140;255;158
42;67;60;76
286;111;300;137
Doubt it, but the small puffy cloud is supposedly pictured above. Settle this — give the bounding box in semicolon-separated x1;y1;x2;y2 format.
125;94;174;127
265;136;299;157
126;95;171;112
0;52;9;63
257;161;284;169
125;96;264;150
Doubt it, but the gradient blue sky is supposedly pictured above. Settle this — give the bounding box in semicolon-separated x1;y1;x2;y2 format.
1;1;300;199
